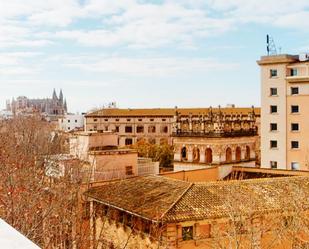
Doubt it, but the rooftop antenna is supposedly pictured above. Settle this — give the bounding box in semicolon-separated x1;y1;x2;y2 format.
266;34;277;56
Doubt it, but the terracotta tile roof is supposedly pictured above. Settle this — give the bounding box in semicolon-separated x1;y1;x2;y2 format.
86;107;260;117
84;175;192;221
165;176;309;222
85;176;309;223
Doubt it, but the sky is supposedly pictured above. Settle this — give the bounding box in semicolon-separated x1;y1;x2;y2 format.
1;0;309;113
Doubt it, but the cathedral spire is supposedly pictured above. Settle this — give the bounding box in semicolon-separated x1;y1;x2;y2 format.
52;88;58;100
59;89;63;104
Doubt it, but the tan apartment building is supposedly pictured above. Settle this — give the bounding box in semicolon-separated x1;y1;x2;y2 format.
85;107;260;147
258;54;309;170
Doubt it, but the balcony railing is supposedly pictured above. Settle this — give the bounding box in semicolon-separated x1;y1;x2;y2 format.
172;129;257;138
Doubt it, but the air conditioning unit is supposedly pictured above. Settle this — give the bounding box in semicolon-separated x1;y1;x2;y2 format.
299;53;309;61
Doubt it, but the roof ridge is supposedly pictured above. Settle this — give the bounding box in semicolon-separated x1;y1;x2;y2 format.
159;182;194;221
194;175;308;187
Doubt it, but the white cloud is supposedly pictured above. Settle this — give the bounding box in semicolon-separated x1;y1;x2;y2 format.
45;2;234;49
1;0;309;50
59;55;238;76
274;11;309;30
0;52;42;76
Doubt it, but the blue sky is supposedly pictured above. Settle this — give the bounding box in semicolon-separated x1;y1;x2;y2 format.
1;0;309;113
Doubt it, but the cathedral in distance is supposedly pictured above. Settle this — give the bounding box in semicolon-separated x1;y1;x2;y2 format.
6;89;68;115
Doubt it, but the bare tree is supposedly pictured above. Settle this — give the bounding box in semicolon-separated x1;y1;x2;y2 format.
0;116;91;248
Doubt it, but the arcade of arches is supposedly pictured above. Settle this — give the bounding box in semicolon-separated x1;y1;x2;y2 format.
173;136;257;166
176;145;254;164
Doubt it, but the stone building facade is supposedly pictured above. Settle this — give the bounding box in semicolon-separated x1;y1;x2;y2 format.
85;107;260;147
173;107;259;170
6;89;67;115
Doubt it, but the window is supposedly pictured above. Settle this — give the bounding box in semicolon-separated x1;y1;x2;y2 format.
291;87;299;95
290;68;298;76
127;119;131;122
94;118;97;122
270;105;277;114
136;126;144;133
148;138;156;144
105;126;108;131
270;123;277;131
162;118;166;121
291;162;300;170
125;166;133;176
115;126;119;132
116;118;119;122
93;125;97;131
148;125;156;133
270;88;278;96
68;119;70;123
291;141;299;149
125;126;133;133
182;226;193;241
104;119;108;121
270;69;277;77
270;140;277;149
181;147;187;161
138;119;142;122
270;161;277;169
291;123;299;131
291;105;299;113
150;118;154;122
125;138;133;146
75;120;77;123
161;126;168;133
67;127;70;130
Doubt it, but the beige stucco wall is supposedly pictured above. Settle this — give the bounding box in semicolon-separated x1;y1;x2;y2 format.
260;62;287;169
287;94;309;170
70;132;118;160
88;151;138;180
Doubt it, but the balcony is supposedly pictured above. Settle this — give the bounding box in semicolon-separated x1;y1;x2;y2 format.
286;66;309;83
286;75;309;83
172;129;257;138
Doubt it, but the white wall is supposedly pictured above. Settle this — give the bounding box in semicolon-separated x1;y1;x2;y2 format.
59;114;84;132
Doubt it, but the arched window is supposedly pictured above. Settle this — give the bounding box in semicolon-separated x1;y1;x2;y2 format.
205;148;213;164
193;147;200;163
226;147;232;163
236;146;241;161
181;147;187;161
245;146;250;160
